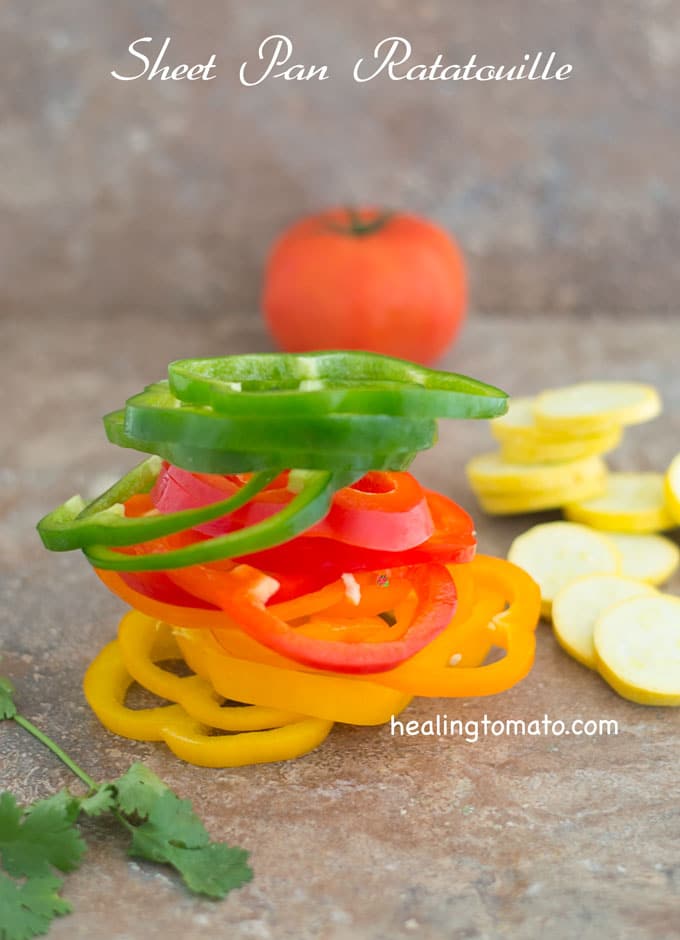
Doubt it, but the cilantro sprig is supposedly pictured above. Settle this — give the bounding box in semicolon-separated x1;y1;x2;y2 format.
0;677;252;940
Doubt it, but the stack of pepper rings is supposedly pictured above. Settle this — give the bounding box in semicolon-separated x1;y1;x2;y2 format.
37;352;541;767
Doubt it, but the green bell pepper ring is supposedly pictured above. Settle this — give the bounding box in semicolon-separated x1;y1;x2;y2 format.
168;351;509;419
123;383;438;455
104;411;421;473
83;469;360;571
36;458;279;552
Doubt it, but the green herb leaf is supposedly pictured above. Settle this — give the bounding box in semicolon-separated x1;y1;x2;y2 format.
0;689;253;931
79;786;116;818
120;786;251;898
112;763;168;818
0;872;71;940
127;789;209;851
24;791;81;825
0;793;83;940
0;792;85;879
0;679;16;720
156;842;253;900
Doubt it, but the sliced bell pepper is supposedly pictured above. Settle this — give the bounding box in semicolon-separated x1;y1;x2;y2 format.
155;465;435;551
166;561;457;674
168;351;509;419
95;534;345;605
319;471;431;549
114;494;216;606
123;382;439;456
375;555;541;696
36;457;280;552
115;612;303;728
104;409;421;473
205;566;494;676
82;469;361;571
84;635;334;767
101;608;413;727
175;627;413;725
94;560;513;707
94;559;478;643
96;567;406;683
234;489;476;576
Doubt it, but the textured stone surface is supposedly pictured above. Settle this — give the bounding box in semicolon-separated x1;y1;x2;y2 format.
2;0;680;318
1;310;679;939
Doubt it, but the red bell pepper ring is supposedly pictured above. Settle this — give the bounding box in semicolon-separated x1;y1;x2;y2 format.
314;471;433;550
114;521;331;606
166;561;457;675
234;489;476;577
117;493;218;608
152;465;434;551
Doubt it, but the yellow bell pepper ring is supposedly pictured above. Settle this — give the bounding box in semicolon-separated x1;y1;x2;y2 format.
84;640;186;740
376;604;536;698
116;611;304;729
83;631;333;767
161;710;333;768
176;628;413;726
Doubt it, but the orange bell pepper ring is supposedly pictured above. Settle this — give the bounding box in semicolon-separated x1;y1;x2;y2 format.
376;555;540;696
166;560;457;674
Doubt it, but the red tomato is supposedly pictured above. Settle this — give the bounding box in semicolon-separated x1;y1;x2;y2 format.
262;207;467;365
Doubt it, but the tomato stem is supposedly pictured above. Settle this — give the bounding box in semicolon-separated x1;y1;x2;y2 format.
325;208;394;237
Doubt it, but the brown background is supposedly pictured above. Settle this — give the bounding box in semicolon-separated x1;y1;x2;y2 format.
2;0;680;324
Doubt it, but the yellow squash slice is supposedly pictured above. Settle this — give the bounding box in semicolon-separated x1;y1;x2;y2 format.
664;452;680;523
476;476;607;516
491;396;623;463
490;397;561;443
552;574;655;669
466;452;607;495
594;594;680;705
507;522;621;619
607;532;680;586
500;426;621;465
564;472;675;533
533;382;661;435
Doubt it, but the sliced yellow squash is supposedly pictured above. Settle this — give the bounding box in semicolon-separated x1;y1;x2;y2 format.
490;397;559;443
664;452;680;524
533;382;661;435
552;574;655;669
507;522;621;619
466;452;607;495
594;594;680;705
500;426;621;465
475;476;607;516
607;532;680;586
564;472;675;533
